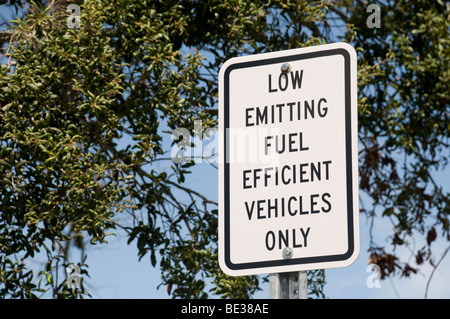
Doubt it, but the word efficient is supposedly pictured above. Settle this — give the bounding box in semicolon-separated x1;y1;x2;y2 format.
243;160;332;189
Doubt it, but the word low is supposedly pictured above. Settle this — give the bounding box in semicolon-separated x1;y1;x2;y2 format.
268;69;303;93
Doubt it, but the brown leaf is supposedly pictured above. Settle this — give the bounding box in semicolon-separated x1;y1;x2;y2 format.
426;227;437;246
402;264;417;278
167;279;173;295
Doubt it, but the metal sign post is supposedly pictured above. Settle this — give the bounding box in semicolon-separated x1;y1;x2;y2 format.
269;271;307;299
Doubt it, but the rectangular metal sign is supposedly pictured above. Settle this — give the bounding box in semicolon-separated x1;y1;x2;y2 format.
218;43;359;276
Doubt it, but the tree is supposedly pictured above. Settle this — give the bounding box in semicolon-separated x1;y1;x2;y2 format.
0;0;448;298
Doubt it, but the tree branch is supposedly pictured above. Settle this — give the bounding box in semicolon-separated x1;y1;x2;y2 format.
424;244;450;299
163;179;218;206
329;7;349;23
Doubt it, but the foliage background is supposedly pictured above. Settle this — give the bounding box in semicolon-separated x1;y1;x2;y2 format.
0;0;448;298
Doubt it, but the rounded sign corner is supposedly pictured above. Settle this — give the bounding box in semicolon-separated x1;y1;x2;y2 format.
219;56;240;80
349;238;361;264
339;243;361;269
218;255;239;277
328;42;357;59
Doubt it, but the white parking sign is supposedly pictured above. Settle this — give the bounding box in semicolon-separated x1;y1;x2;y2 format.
218;43;360;276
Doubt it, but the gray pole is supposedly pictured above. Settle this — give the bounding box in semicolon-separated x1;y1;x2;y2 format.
298;271;307;299
269;271;307;299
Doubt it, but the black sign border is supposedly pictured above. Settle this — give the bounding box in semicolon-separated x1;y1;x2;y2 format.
223;47;355;272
